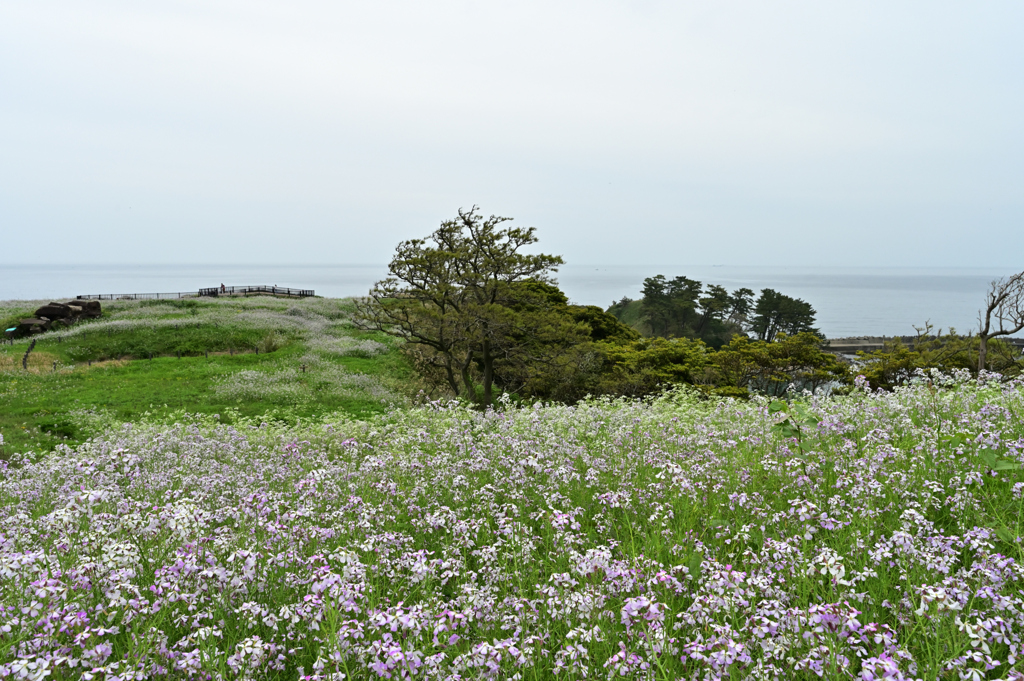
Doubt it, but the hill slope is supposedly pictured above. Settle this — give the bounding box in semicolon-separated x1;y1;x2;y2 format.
0;295;411;454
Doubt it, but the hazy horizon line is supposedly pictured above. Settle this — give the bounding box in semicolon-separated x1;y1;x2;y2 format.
1;262;1018;271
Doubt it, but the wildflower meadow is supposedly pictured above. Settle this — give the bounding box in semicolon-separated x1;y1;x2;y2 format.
3;370;1024;680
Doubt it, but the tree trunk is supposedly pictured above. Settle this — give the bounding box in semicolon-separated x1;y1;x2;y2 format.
978;334;988;373
458;353;476;404
443;356;461;397
696;311;710;336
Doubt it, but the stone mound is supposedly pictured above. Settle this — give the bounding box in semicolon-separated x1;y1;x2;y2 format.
35;303;72;319
73;300;102;317
4;300;102;339
17;318;51;335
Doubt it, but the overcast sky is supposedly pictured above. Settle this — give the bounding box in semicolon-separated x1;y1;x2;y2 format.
2;1;1022;267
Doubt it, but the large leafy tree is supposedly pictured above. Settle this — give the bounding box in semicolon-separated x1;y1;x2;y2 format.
696;284;732;335
726;288;755;327
627;276;756;345
355;207;568;408
639;275;702;337
748;288;819;342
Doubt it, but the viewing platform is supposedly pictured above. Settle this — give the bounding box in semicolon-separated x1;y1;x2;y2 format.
77;285;315;301
198;285;314;298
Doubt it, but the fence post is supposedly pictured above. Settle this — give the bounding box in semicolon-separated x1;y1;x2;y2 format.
23;339;36;370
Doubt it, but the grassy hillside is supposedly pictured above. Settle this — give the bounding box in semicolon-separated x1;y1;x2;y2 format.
1;376;1022;679
607;297;647;333
0;295;412;454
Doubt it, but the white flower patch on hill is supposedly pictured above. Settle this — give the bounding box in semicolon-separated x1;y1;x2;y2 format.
214;355;399;404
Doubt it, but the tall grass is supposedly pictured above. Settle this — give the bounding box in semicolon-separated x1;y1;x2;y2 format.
0;296;407;453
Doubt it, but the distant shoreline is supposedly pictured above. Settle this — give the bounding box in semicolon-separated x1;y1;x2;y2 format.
1;264;1018;338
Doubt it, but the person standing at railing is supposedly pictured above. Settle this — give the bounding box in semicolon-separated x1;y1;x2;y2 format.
220;283;226;294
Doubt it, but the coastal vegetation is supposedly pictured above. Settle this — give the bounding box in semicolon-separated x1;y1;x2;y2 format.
607;278;818;347
3;215;1021;456
857;326;1024;392
354;208;852;408
3;373;1024;679
978;273;1024;372
2;211;1023;680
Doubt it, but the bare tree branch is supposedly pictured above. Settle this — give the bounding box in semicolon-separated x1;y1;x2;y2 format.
977;271;1024;372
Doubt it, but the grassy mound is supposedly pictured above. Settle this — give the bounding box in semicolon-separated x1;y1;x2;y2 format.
1;375;1023;679
0;296;412;454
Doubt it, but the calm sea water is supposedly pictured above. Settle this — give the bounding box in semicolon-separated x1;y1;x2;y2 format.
0;263;1018;339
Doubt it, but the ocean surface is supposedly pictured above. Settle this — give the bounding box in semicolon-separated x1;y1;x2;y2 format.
1;263;1018;339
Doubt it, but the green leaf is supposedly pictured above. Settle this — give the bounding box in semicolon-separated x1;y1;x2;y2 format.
980;449;1000;469
776;423;800;439
768;401;788;414
950;434;967;449
996;526;1018;543
910;415;923;427
688;552;703;583
994;461;1021;472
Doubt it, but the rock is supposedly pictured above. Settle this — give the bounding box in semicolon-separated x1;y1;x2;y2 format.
69;300;102;317
15;318;51;337
5;318;51;339
35;303;72;319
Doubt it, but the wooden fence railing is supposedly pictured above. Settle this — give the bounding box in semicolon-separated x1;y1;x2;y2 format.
76;292;197;301
76;285;315;301
198;285;314;298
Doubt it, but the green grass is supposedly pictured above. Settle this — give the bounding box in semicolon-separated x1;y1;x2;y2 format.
51;323;287;361
607;298;646;332
0;296;413;455
1;304;37;333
